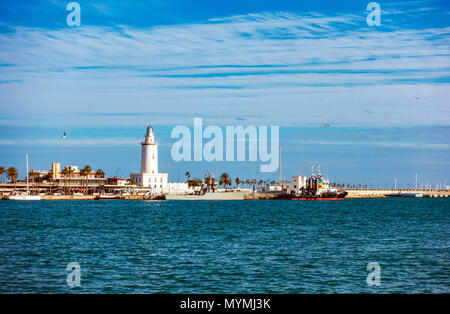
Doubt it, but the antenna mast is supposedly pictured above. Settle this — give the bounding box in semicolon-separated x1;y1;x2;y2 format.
278;145;282;184
26;154;29;195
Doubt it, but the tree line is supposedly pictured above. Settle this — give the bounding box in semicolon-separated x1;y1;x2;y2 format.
184;171;277;190
0;165;105;195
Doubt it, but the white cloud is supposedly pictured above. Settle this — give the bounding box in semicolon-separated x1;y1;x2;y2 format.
293;140;450;150
0;138;139;146
0;11;449;127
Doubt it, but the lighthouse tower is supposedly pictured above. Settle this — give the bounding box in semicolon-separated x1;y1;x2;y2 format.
141;125;158;174
130;125;168;192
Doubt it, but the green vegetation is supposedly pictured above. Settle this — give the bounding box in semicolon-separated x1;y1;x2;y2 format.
219;173;231;190
6;167;18;192
0;166;5;183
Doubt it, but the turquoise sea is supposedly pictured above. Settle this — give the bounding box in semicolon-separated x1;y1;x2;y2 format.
0;198;448;293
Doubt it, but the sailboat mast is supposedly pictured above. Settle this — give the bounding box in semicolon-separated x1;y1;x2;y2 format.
26;154;29;195
278;145;281;184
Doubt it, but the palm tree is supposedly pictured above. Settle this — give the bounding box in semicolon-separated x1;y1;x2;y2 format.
270;180;276;186
62;166;74;195
79;168;86;194
95;169;105;193
6;167;18;192
28;170;37;194
67;166;74;194
95;169;104;178
61;167;69;194
47;169;54;194
219;173;231;190
185;171;191;182
235;177;241;189
0;166;5;183
245;179;250;189
258;179;263;186
190;178;202;189
82;165;91;195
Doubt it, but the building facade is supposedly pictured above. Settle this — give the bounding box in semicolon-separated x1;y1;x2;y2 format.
279;175;308;194
27;162;107;193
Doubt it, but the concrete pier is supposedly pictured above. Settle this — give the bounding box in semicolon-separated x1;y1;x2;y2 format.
346;189;449;198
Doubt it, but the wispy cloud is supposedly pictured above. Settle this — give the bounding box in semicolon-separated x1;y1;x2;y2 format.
293;140;450;149
0;138;139;146
0;10;448;127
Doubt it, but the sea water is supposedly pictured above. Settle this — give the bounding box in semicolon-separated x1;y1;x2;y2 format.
0;198;448;293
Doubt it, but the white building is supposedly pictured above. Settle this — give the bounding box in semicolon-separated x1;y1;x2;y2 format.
130;125;168;193
166;182;190;195
257;185;282;193
130;125;191;194
279;175;308;195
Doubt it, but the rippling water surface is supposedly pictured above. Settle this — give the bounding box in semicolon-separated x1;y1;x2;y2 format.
0;198;448;293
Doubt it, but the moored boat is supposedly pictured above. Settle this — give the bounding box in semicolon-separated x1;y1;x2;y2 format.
281;163;347;201
8;195;41;201
96;194;123;200
8;154;41;201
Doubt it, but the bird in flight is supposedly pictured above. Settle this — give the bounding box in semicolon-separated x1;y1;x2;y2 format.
61;132;66;139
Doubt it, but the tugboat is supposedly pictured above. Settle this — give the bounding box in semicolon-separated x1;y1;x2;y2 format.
282;163;347;201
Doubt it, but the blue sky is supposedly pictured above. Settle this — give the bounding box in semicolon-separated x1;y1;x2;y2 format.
0;0;449;186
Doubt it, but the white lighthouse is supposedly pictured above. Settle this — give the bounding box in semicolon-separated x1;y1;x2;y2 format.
130;125;168;192
141;125;159;174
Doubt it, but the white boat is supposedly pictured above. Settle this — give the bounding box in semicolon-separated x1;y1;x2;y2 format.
8;154;41;201
96;194;122;200
8;195;41;201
